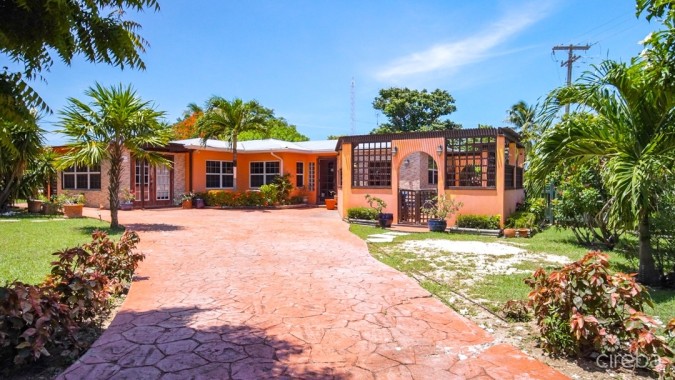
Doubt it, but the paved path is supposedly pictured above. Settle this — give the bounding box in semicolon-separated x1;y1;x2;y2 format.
59;207;566;379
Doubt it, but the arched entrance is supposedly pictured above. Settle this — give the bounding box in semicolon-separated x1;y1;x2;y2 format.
397;151;438;225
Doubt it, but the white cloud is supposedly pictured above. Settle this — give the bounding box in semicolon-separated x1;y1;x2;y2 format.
375;2;554;81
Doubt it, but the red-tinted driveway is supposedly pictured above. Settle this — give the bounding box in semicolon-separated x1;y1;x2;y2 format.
59;207;566;379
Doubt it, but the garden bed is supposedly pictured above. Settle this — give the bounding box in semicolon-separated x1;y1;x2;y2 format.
447;226;502;237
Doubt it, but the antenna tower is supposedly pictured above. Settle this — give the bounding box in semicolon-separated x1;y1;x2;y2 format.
350;78;355;135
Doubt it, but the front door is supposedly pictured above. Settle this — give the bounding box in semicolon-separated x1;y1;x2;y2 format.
132;158;174;208
318;158;336;203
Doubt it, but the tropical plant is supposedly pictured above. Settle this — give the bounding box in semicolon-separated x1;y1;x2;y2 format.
365;194;387;214
421;194;462;220
0;118;44;210
0;0;159;124
196;97;270;190
528;57;675;284
58;83;170;229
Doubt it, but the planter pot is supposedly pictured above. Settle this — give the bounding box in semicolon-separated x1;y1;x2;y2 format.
325;198;336;210
182;199;193;209
42;203;60;215
119;202;133;211
62;204;83;218
503;228;517;238
428;219;447;232
194;198;205;209
27;200;43;213
378;213;394;228
517;228;530;238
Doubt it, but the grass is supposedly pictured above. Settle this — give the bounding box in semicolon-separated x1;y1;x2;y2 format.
351;224;675;324
0;213;123;285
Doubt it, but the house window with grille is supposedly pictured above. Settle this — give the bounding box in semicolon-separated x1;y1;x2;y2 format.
62;165;101;190
206;160;234;188
352;141;392;187
250;161;280;188
445;136;496;188
296;162;304;187
308;162;316;191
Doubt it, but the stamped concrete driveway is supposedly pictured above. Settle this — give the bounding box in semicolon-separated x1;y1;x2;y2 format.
59;207;565;379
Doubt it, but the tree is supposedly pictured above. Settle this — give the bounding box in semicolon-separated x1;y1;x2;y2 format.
506;101;536;132
171;103;203;140
371;88;461;134
196;97;270;190
238;116;308;142
0;0;160;124
58;83;170;229
529;59;675;284
0;117;43;210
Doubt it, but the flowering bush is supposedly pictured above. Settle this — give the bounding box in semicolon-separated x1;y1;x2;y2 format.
526;251;673;376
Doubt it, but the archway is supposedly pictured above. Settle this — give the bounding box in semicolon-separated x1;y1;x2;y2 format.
397;151;438;224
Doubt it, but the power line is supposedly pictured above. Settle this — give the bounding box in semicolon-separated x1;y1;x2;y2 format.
552;44;591;113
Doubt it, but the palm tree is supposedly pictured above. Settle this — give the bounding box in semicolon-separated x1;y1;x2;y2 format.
196;97;270;190
0;117;43;210
58;83;170;229
529;59;675;285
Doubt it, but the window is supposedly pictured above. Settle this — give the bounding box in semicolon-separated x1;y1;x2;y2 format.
308;162;316;191
352;141;392;187
206;160;234;188
445;136;496;188
296;162;304;187
62;165;101;190
250;161;280;188
428;157;438;185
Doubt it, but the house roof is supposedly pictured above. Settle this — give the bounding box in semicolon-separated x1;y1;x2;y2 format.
172;138;338;154
335;127;522;150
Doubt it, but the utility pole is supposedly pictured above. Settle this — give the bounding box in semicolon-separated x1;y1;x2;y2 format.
350;78;355;135
552;44;590;113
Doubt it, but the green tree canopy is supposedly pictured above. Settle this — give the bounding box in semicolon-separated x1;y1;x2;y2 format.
238;116;308;142
58;83;170;229
0;0;159;123
371;87;461;134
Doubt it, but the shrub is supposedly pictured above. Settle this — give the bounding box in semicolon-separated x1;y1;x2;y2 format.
526;251;673;376
505;211;537;228
347;207;378;220
259;184;278;205
205;190;236;207
456;214;500;229
0;283;76;364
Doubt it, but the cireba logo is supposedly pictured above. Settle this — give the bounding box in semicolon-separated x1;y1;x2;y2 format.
595;353;660;369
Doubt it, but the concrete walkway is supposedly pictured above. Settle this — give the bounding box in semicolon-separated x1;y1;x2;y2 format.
59;207;566;379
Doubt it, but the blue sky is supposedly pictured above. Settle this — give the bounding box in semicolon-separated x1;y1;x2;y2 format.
31;0;656;145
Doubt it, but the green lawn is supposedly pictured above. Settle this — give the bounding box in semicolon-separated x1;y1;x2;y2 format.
0;213;123;285
350;224;674;325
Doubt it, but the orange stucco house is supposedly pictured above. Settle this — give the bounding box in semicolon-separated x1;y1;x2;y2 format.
335;128;525;227
55;128;524;226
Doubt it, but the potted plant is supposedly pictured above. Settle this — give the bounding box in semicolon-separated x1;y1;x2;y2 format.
178;192;194;209
27;193;46;213
193;192;205;209
57;192;85;218
41;195;60;215
119;188;135;211
421;195;462;232
365;194;393;228
325;191;337;210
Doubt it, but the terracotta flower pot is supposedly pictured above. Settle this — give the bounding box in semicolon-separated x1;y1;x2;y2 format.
27;200;43;213
503;228;516;238
517;228;530;238
182;199;193;209
62;204;83;218
325;198;336;210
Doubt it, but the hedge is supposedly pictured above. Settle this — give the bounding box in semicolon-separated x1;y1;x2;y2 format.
347;207;378;220
456;214;501;229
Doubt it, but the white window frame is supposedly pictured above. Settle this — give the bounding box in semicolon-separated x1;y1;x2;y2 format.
296;162;304;188
249;161;280;188
62;165;101;190
205;160;234;189
308;162;316;191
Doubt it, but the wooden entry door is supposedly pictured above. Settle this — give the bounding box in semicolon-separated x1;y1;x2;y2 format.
132;158;174;208
399;189;437;224
318;158;336;203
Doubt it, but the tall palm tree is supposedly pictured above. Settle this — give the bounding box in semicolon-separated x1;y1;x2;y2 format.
0;118;43;210
529;59;675;285
196;97;270;190
58;83;170;229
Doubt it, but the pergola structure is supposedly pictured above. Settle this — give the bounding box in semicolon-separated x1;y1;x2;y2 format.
336;128;525;226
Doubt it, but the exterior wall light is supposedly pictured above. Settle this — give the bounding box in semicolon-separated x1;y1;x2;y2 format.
436;145;443;156
392;146;398;156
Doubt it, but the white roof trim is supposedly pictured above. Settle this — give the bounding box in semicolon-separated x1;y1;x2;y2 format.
171;138;337;153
